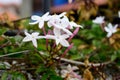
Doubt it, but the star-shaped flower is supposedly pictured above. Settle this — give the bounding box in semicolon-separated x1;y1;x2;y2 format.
45;28;70;47
59;16;83;29
61;64;81;80
92;16;105;24
23;32;45;47
29;12;50;29
104;23;118;37
51;22;73;35
47;12;66;28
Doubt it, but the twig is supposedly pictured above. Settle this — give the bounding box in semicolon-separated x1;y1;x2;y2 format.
58;58;112;67
0;50;30;58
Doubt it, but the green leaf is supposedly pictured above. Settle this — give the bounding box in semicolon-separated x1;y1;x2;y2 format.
41;73;49;80
1;72;8;80
50;75;63;80
111;53;117;61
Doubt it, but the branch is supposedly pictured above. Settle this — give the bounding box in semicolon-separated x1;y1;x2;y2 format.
0;50;30;58
58;58;112;67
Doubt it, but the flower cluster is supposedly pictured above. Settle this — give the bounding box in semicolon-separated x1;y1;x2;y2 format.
23;12;82;47
93;15;118;37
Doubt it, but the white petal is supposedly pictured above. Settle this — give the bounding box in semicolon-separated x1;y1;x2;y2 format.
62;28;72;35
23;37;31;42
107;32;112;37
61;34;69;39
104;27;110;32
114;24;118;29
108;23;113;29
31;15;40;20
32;39;37;47
56;39;60;45
42;12;49;17
47;21;53;27
92;16;104;24
37;36;46;39
70;21;83;28
29;21;39;25
59;12;66;17
32;32;39;37
25;32;31;36
60;39;70;47
53;28;61;36
72;66;79;70
38;20;44;29
42;12;50;21
45;35;55;39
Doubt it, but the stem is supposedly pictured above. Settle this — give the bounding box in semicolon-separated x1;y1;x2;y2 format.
61;43;74;58
56;57;112;67
0;50;30;58
68;27;79;42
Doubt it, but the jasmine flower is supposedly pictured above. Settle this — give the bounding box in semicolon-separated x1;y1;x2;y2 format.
29;12;50;29
23;32;45;47
45;28;70;47
104;23;118;37
93;16;105;24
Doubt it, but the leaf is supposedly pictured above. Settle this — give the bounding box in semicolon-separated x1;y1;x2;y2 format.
111;53;117;61
13;72;26;80
1;72;8;80
50;75;63;80
36;64;46;74
41;73;49;80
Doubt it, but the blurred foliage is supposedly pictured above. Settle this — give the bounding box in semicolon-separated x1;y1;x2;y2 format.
67;0;120;23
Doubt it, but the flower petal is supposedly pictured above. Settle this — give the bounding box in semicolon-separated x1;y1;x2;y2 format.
62;28;72;35
45;35;55;39
32;39;37;47
38;20;44;29
107;32;112;37
31;15;40;20
61;34;69;39
104;27;110;32
70;21;83;28
53;28;61;36
56;38;60;45
32;32;39;37
59;12;66;17
29;21;39;25
60;39;70;47
22;37;32;42
42;12;50;21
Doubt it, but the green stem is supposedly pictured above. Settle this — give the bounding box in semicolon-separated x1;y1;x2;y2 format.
0;50;30;58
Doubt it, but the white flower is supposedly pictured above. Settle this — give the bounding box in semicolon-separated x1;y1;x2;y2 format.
47;12;66;27
45;28;70;47
47;14;82;35
23;32;45;47
104;23;118;37
118;11;120;18
93;16;105;24
51;22;73;35
61;64;81;80
29;12;50;29
61;64;78;78
60;16;83;29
